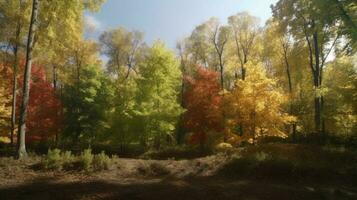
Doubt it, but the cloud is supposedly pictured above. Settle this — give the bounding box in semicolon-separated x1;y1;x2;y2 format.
84;15;102;32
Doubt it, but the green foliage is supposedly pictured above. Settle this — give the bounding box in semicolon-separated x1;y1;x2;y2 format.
93;151;112;171
133;41;184;148
61;151;75;169
79;149;94;171
324;56;357;137
1;0;355;155
62;64;113;143
42;149;114;172
107;76;140;147
43;149;62;170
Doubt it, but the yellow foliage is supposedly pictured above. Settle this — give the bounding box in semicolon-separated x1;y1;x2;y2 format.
0;136;11;144
224;62;295;139
0;67;11;136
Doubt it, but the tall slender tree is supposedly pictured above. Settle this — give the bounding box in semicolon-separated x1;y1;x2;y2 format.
17;0;40;158
228;12;260;80
272;0;341;134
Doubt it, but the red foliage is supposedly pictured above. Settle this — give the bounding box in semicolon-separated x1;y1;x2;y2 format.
16;64;63;142
183;65;223;145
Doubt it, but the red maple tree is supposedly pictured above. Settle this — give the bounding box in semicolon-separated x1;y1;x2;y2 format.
16;64;63;142
183;65;223;145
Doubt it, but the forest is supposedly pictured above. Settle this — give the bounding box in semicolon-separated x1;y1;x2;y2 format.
0;0;356;199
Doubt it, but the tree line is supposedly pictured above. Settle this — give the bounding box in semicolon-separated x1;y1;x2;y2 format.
0;0;356;158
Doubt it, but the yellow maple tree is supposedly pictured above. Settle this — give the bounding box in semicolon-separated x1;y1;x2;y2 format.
224;62;295;143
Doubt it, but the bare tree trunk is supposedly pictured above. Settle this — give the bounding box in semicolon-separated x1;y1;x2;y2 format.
312;30;322;135
10;16;23;146
219;58;224;89
17;0;40;159
282;44;296;141
52;64;59;145
10;44;19;146
53;64;57;91
241;55;247;80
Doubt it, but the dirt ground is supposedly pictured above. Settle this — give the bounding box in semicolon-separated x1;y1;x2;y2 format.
0;155;356;200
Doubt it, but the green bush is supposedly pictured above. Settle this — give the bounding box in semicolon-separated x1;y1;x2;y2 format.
44;149;62;170
61;151;75;170
41;149;113;172
79;149;94;171
93;151;112;171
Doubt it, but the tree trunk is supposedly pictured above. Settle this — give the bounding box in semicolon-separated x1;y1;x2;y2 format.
52;64;59;145
53;64;57;91
241;55;247;80
220;59;224;89
313;31;322;135
10;44;19;146
17;0;40;159
283;44;297;141
10;18;23;146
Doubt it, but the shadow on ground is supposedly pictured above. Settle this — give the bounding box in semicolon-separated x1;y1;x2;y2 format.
1;175;356;200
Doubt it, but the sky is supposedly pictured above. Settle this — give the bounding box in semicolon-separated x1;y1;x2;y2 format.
85;0;279;49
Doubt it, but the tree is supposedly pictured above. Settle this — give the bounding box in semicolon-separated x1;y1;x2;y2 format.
185;23;212;68
212;25;230;89
0;0;31;145
272;0;341;135
107;75;138;151
17;0;40;158
100;27;145;80
133;41;183;149
184;66;223;145
17;65;63;142
0;65;11;137
324;56;357;137
62;64;112;144
224;62;295;143
311;0;356;53
185;18;230;89
228;12;261;80
15;0;106;158
35;0;106;96
262;20;303;139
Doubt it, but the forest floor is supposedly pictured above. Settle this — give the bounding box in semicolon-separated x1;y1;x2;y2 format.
0;145;357;200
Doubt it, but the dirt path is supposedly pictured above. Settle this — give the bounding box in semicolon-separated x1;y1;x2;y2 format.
0;155;356;200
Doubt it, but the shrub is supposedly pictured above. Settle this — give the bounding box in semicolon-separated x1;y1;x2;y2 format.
93;151;112;171
149;162;170;176
214;142;234;153
44;149;62;170
255;151;271;162
79;149;94;171
137;162;170;176
61;151;75;170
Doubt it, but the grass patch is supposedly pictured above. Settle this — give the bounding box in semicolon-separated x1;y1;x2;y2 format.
41;148;112;172
140;145;212;160
93;151;112;171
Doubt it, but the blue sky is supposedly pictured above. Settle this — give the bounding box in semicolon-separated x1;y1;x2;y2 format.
85;0;278;49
